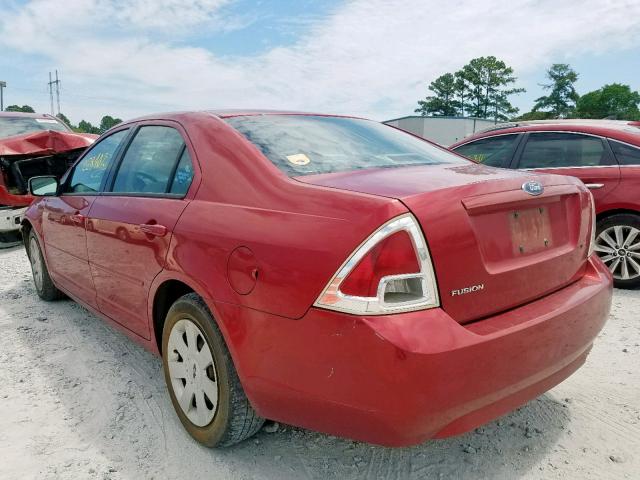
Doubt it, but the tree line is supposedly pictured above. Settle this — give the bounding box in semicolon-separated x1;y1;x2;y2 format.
415;58;640;122
3;104;122;134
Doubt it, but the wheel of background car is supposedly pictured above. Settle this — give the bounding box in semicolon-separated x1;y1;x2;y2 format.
595;213;640;289
161;293;264;447
28;231;65;301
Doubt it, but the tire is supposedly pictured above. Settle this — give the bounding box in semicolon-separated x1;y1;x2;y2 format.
162;293;264;447
27;231;65;301
595;213;640;289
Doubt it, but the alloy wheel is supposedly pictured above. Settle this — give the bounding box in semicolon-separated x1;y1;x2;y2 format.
167;318;219;427
595;225;640;281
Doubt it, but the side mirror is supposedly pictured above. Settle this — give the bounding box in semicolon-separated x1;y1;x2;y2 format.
29;176;60;197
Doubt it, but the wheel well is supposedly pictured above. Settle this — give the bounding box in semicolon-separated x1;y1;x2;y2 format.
152;280;194;355
596;208;640;223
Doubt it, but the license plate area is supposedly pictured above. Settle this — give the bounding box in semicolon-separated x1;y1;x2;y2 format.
509;207;553;255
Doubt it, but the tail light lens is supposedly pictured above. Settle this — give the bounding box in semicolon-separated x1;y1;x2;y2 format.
588;191;597;257
314;214;439;315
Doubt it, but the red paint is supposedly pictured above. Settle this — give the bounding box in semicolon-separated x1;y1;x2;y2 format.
450;121;640;217
24;111;612;446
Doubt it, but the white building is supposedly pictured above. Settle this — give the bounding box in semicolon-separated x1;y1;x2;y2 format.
384;116;498;146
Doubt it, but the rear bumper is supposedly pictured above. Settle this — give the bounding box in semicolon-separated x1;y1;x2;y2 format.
214;256;612;446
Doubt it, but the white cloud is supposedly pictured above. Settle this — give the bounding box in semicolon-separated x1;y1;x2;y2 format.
2;0;640;123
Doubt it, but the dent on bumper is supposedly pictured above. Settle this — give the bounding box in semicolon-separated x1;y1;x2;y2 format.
214;256;613;447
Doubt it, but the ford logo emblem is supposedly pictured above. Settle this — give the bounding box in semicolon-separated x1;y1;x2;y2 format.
522;181;543;196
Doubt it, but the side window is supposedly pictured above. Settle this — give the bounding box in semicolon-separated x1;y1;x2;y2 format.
169;149;195;195
518;133;609;169
609;140;640;165
65;129;129;193
111;126;186;195
453;135;519;167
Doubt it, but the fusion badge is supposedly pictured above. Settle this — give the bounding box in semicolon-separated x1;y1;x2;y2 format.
451;284;485;297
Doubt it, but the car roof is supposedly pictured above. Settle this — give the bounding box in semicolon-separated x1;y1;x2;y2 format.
0;111;60;120
451;119;640;147
120;109;366;125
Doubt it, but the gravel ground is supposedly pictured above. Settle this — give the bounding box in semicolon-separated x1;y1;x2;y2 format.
0;244;638;480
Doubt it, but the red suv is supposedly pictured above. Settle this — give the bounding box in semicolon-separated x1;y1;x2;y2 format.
452;120;640;289
23;111;611;447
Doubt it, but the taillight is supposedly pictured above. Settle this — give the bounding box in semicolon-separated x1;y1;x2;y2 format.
314;214;439;315
588;191;597;257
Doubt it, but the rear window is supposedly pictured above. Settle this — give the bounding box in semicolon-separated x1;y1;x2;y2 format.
0;116;70;138
224;115;466;176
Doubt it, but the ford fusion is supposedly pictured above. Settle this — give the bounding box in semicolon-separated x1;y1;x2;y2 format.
22;111;612;447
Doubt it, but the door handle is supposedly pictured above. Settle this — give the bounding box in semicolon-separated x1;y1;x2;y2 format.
585;183;604;190
139;223;168;237
70;213;85;225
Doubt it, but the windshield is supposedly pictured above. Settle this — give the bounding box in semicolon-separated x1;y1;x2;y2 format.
0;116;70;139
225;115;467;176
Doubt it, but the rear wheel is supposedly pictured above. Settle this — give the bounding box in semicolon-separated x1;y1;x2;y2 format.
595;214;640;289
28;231;65;301
161;293;264;447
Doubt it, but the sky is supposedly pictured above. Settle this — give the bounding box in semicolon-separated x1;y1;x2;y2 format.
1;0;639;125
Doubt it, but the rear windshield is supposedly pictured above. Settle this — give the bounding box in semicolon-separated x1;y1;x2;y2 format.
0;116;70;139
224;115;466;176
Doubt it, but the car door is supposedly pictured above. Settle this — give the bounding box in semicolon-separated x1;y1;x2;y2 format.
42;128;130;307
86;123;197;338
513;132;621;205
452;133;522;168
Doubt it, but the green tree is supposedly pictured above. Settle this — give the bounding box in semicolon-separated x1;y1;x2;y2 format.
463;56;525;121
98;115;122;134
454;69;470;117
76;120;100;134
516;110;554;121
56;112;73;128
575;83;640;120
415;73;458;116
532;64;579;118
5;104;36;113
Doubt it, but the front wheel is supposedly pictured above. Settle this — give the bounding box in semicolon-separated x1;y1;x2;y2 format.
594;214;640;289
162;293;264;447
28;231;65;301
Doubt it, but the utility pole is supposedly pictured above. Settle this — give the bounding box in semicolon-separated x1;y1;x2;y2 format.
0;81;6;111
48;72;54;115
47;71;61;115
55;70;61;115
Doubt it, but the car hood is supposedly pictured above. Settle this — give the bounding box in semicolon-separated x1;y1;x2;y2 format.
0;130;97;157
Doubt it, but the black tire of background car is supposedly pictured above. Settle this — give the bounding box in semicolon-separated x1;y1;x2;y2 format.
27;231;65;301
161;293;265;447
596;213;640;289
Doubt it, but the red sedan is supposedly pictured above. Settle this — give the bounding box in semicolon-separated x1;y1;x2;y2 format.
22;111;611;447
451;120;640;289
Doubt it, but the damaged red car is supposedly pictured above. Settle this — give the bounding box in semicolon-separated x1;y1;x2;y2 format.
0;112;95;243
22;111;612;447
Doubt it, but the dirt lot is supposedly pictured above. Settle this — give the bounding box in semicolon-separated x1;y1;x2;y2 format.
0;245;638;480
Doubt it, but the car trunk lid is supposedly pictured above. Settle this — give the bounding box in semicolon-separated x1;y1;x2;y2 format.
297;163;592;323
